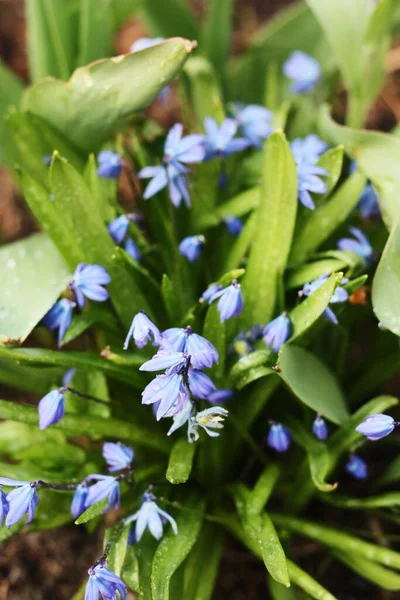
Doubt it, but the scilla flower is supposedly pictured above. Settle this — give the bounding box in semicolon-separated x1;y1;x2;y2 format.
302;275;349;325
290;135;328;164
71;482;88;519
123;311;162;350
0;478;39;527
140;351;189;373
283;51;321;93
124;490;177;541
200;283;222;303
108;215;131;244
210;279;244;323
69;263;111;308
207;389;234;404
188;407;229;442
42;298;75;347
124;238;141;261
358;183;380;219
142;372;189;420
296;161;328;210
85;560;126;600
103;442;134;472
85;475;122;511
231;103;273;148
178;235;205;262
263;313;291;353
345;455;367;479
203;117;249;160
312;415;328;440
267;423;291;453
97;150;124;179
337;227;373;264
224;216;243;235
188;368;217;399
38;388;65;429
160;326;218;369
355;414;397;441
0;486;9;526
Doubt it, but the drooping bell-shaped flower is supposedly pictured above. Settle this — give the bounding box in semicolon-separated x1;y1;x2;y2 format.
97;150;124;179
0;478;39;527
210;280;244;323
42;298;75;347
85;561;126;600
355;414;397;441
178;235;205;262
103;442;134;472
224;215;243;235
263;313;291;353
85;475;121;511
38;389;65;429
71;482;88;519
160;326;218;370
345;455;368;479
123;311;162;350
124;490;178;542
267;423;291;453
312;415;328;440
358;183;380;219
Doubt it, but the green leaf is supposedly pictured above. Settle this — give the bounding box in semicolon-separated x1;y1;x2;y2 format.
26;0;75;81
232;484;290;587
139;0;199;41
0;421;65;454
183;57;225;125
77;0;113;67
104;522;130;576
201;0;234;80
0;233;70;344
121;545;140;593
288;272;343;343
242;131;297;325
166;439;196;484
372;216;400;336
203;302;226;385
0;359;61;395
23;38;196;152
286;258;349;290
137;533;159;599
279;345;349;424
290;170;366;265
162;274;180;323
247;464;281;515
151;492;205;600
229;349;275;389
0;59;24;167
286;559;338;600
84;154;117;223
333;550;400;592
223;213;257;273
183;523;223;600
322;491;400;510
0;398;171;454
75;498;108;524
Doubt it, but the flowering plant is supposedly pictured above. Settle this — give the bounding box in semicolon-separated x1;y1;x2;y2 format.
1;1;400;598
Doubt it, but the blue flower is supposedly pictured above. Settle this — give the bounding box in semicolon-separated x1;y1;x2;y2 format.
267;423;291;453
290;135;328;164
358;183;380;219
130;37;164;52
224;216;243;236
103;442;134;472
38;389;65;429
203;117;249;160
200;283;222;303
302;275;349;325
124;238;141;261
355;414;397;441
345;455;367;479
263;313;291;353
85;475;121;511
283;51;321;93
85;561;126;600
178;235;205;262
207;389;234;404
160;326;218;370
43;154;52;167
167;402;193;437
188;368;216;399
69;263;111;308
142;373;189;420
0;478;39;527
231;103;273;148
42;298;75;347
108;215;131;244
124;490;178;541
140;351;189;373
210;280;244;323
138;123;205;207
97;150;124;179
124;311;162;350
0;486;9;526
296;161;328;210
71;482;88;519
337;227;373;263
62;367;76;386
189;407;229;442
312;415;328;440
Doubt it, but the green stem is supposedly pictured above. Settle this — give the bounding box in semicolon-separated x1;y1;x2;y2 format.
346;93;365;128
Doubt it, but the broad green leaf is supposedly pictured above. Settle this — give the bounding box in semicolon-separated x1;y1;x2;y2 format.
0;59;24;167
183;523;223;600
223;213;256;273
162;274;180;323
16;441;85;471
323;491;400;510
104;522;130;576
319;104;400;227
139;0;199;41
372;216;400;336
201;0;234;80
233;484;290;587
0;360;61;395
203;302;226;385
121;545;140;593
279;345;349;424
288;272;343;343
286;258;349;289
112;0;141;27
0;398;171;453
286;560;338;600
0;421;65;454
75;498;108;524
166;439;196;484
24;38;196;152
333;550;400;592
137;533;159;599
229;349;275;389
0;233;70;344
151;492;205;600
272;513;400;571
232;366;274;391
235;376;280;432
77;0;113;67
183;57;225;125
247;464;281;515
84;154;117;223
26;0;75;81
65;369;110;419
290;170;366;265
242;131;297;325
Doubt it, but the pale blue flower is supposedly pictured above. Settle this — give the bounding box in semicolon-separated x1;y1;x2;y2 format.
312;415;328;440
130;37;164;52
124;238;141;261
38;389;65;429
124;490;177;541
85;561;126;600
0;478;39;527
356;414;397;441
69;263;111;308
123;311;162;350
296;161;328;210
139;351;189;373
203;117;249;159
188;368;216;399
337;227;373;264
97;151;124;179
263;313;291;352
224;216;243;235
291;135;328;164
200;283;222;303
108;215;130;244
85;475;121;511
267;423;291;453
103;442;134;472
160;326;218;370
210;280;244;322
189;407;229;442
302;274;349;325
167;401;193;437
346;455;367;479
232;103;273;148
142;372;189;420
42;298;75;347
207;389;233;404
71;483;88;519
283;51;321;93
179;235;205;262
0;486;9;526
